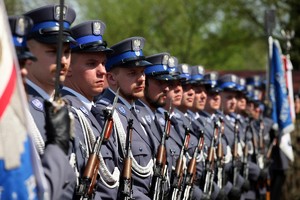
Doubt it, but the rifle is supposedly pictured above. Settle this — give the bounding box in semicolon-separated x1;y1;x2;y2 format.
232;118;239;187
181;130;204;200
216;117;224;189
76;90;119;198
150;105;172;200
265;136;277;200
202;119;218;199
168;126;191;200
242;123;251;181
54;0;65;101
257;117;265;169
118;118;134;200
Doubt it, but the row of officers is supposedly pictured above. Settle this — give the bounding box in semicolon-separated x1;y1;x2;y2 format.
4;3;285;200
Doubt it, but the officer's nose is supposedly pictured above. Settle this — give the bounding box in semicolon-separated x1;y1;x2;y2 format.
97;64;106;76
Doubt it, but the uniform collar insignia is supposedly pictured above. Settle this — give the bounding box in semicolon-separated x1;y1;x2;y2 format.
80;106;89;115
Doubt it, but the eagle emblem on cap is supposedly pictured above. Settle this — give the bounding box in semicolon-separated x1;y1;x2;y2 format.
182;64;189;74
16;17;25;36
231;75;237;83
133;39;141;51
54;5;67;21
93;22;101;35
162;55;169;65
197;65;204;74
168;57;175;68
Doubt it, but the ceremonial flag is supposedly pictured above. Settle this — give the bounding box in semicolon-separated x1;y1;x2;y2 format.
0;2;48;199
269;39;294;162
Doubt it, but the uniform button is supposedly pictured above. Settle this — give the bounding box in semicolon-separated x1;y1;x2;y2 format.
139;147;143;151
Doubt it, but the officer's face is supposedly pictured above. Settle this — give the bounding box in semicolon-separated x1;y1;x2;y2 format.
144;77;169;109
193;85;207;111
66;52;107;101
165;80;183;108
26;40;71;94
181;84;195;109
221;91;237;114
236;92;247;113
205;91;221;114
107;66;145;102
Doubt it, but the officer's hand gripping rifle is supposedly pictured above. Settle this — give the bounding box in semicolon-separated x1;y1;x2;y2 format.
216;117;224;189
150;104;172;200
76;90;119;199
181;130;204;200
118;117;134;200
168;126;191;200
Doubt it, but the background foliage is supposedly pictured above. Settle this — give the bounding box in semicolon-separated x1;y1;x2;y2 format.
4;0;300;71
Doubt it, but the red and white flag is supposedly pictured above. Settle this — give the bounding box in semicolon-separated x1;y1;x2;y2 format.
0;2;48;199
282;55;296;122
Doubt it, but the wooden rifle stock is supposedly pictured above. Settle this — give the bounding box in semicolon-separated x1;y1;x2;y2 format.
76;107;114;198
242;123;251;180
216;118;224;189
232;119;239;187
150;111;171;200
203;120;218;197
168;127;190;200
182;130;204;200
265;137;277;200
118;119;134;200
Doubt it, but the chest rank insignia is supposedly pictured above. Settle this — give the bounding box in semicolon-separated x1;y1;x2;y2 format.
118;106;126;115
31;99;43;111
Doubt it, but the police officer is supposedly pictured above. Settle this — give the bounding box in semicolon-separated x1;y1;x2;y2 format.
218;74;247;200
8;15;37;82
95;37;154;200
61;20;121;200
9;14;76;200
236;77;263;200
24;4;76;140
135;52;173;153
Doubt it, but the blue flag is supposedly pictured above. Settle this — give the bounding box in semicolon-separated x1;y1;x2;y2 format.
269;39;294;163
269;40;294;134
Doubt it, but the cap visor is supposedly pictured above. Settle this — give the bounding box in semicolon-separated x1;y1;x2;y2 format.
119;59;152;67
17;51;37;61
72;46;114;54
34;35;77;44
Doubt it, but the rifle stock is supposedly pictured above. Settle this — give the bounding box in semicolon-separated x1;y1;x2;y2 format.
150;110;171;200
168;126;190;200
242;123;251;180
203;120;218;198
118;119;134;200
182;130;204;200
76;107;114;198
216;117;224;189
232;119;239;187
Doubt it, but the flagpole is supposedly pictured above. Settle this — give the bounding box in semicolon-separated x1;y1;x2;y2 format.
264;9;276;117
281;29;296;122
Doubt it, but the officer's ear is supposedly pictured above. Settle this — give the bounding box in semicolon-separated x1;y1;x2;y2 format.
106;72;117;86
